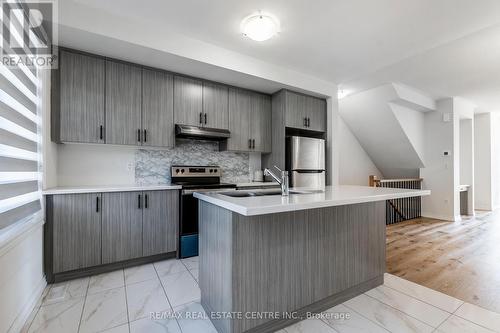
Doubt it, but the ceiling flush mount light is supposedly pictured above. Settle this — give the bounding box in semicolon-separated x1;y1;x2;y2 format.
338;89;350;99
241;12;280;42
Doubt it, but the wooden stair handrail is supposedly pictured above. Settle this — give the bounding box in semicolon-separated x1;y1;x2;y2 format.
369;175;423;186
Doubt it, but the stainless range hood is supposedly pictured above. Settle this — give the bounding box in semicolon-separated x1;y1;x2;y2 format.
175;124;230;141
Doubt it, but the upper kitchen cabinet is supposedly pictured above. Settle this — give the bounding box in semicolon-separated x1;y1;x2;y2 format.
174;76;203;127
202;82;229;129
225;88;251;151
306;96;327;132
105;60;142;145
222;88;271;153
52;49;105;144
142;69;174;147
251;94;272;153
284;90;326;132
284;90;307;130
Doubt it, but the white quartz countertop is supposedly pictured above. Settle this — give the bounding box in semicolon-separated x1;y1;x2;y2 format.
194;185;431;216
43;184;181;195
236;181;279;188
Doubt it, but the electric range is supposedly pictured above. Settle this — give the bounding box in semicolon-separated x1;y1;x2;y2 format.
171;166;236;258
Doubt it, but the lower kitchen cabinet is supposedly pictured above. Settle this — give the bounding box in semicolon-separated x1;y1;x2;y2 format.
142;190;178;256
46;189;179;280
101;191;143;264
51;193;102;274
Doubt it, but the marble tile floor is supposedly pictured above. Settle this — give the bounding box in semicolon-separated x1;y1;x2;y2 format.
22;257;500;333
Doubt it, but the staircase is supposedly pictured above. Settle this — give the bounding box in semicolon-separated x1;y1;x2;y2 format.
370;175;423;224
340;83;435;178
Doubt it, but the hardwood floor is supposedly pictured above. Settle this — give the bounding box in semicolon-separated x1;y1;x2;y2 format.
386;210;500;313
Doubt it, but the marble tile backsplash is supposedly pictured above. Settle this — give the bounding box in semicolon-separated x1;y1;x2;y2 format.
135;139;251;185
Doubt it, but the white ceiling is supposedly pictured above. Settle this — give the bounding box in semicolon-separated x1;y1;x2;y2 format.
63;0;500;110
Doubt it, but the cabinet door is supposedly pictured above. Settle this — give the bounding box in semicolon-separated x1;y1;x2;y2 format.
203;82;228;129
307;97;326;132
142;69;174;147
174;76;203;126
249;92;272;153
226;88;251;151
260;94;272;153
142;190;178;256
59;50;105;143
102;192;143;264
284;91;307;129
52;193;101;273
105;60;142;145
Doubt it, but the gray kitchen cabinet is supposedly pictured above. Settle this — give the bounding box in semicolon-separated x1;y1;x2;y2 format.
102;191;143;264
105;60;142;145
251;94;272;153
53;50;105;144
223;88;271;152
51;193;102;273
284;90;326;132
224;88;251;151
174;76;203;127
142;69;174;147
142;190;178;256
284;90;308;129
307;97;327;132
202;82;229;129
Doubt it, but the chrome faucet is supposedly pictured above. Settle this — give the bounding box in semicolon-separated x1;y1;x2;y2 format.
264;166;289;196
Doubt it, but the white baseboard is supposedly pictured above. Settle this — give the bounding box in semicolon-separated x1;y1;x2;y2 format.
9;276;47;333
421;212;457;221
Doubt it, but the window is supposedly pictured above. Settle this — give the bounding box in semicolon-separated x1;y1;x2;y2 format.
0;2;42;232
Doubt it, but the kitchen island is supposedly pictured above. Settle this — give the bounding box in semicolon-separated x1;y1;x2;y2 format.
194;185;430;333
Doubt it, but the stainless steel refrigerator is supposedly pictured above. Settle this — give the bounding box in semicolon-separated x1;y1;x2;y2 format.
286;136;326;189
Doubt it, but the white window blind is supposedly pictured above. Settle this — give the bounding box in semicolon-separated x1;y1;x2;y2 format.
0;2;42;232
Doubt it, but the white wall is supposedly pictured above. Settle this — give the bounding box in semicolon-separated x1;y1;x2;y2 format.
420;98;458;220
474;113;493;210
0;220;45;333
492;113;500;209
56;144;136;186
338;117;382;185
421;97;475;220
40;69;58;188
460;118;475;215
391;103;426;163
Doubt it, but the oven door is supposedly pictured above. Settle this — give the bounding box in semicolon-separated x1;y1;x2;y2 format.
179;188;233;258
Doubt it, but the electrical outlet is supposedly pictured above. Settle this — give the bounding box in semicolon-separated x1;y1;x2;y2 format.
126;161;135;172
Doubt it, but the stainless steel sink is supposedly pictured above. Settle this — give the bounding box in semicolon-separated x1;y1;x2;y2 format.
218;189;324;197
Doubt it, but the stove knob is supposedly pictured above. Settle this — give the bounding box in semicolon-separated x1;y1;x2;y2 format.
209;169;213;173
213;169;218;173
181;169;185;173
175;169;180;174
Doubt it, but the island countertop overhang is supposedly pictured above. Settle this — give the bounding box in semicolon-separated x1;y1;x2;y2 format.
193;185;431;216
